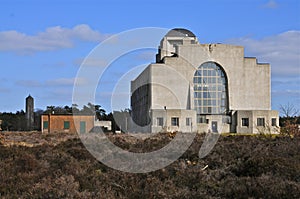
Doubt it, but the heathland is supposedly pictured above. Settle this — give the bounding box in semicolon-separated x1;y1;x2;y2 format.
0;132;299;198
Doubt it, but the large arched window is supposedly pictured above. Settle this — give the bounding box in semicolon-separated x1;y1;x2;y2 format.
193;62;228;123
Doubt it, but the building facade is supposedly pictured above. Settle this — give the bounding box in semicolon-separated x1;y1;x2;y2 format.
41;114;94;134
130;28;279;134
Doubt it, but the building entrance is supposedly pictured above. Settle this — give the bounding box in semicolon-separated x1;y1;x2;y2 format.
211;121;218;133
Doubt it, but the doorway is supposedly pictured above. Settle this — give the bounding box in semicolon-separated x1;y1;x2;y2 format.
80;121;86;134
211;121;218;133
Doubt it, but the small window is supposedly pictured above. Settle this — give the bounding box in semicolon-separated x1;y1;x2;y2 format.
157;117;163;126
197;115;206;124
257;118;265;127
241;118;249;127
271;118;277;126
186;118;192;126
171;117;179;126
64;121;70;129
43;121;48;129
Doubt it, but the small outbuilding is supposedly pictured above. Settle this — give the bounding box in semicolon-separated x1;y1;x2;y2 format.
41;114;94;134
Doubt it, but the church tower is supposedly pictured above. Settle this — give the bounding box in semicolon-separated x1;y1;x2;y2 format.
25;95;34;130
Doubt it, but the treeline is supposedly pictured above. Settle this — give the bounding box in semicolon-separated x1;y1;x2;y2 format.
0;103;299;133
0;103;120;131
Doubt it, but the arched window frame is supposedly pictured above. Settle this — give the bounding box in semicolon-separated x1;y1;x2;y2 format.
193;62;229;121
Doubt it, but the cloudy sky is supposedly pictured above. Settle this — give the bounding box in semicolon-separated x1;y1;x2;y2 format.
0;0;299;114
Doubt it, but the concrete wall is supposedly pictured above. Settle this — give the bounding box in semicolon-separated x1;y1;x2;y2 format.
94;120;112;131
235;110;279;134
130;29;276;134
151;109;196;133
131;66;152;127
151;63;192;110
165;43;271;111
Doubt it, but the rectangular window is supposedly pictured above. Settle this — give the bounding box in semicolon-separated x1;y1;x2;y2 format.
157;117;163;126
208;107;212;113
186;118;192;126
43;121;48;129
241;118;249;127
271;118;277;126
64;121;70;129
171;117;179;126
197;115;207;123
257;118;265;127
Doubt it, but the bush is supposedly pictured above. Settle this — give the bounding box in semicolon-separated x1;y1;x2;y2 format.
0;133;299;198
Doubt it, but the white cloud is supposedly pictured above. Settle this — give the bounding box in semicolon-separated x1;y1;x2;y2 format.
135;51;156;61
227;30;300;77
40;88;73;103
0;24;110;54
15;80;42;87
0;88;10;93
46;77;88;87
272;90;300;97
16;77;87;88
45;78;76;86
262;0;279;9
73;57;109;67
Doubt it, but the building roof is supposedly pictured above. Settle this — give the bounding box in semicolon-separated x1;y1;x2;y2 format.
41;113;94;116
26;94;33;99
165;28;196;37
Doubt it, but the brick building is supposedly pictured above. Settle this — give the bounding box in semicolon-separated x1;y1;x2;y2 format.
41;114;94;134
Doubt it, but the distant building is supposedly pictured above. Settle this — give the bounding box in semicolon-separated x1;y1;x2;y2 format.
130;28;279;134
94;120;112;131
41;114;94;134
25;95;34;130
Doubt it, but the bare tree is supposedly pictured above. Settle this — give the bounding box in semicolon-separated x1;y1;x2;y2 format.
279;103;299;118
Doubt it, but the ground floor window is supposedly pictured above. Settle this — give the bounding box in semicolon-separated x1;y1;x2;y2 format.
197;115;207;123
64;121;70;129
43;121;48;129
241;118;249;127
257;118;265;127
271;118;277;126
186;118;192;126
171;117;179;126
157;117;163;126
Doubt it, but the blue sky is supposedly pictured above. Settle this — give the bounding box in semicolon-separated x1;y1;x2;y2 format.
0;0;299;114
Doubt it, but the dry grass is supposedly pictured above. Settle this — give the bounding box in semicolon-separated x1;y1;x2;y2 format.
0;132;299;198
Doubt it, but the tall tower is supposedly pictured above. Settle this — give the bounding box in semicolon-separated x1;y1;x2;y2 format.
26;95;34;130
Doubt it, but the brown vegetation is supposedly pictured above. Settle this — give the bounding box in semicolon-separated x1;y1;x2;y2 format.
0;132;299;198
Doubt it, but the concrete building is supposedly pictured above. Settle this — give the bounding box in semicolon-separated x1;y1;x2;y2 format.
25;95;34;130
130;28;279;134
94;120;112;131
41;114;94;134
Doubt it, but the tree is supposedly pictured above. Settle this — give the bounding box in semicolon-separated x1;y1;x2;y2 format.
279;103;300;137
279;103;299;118
280;118;300;137
72;104;80;114
64;106;73;114
95;105;106;120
